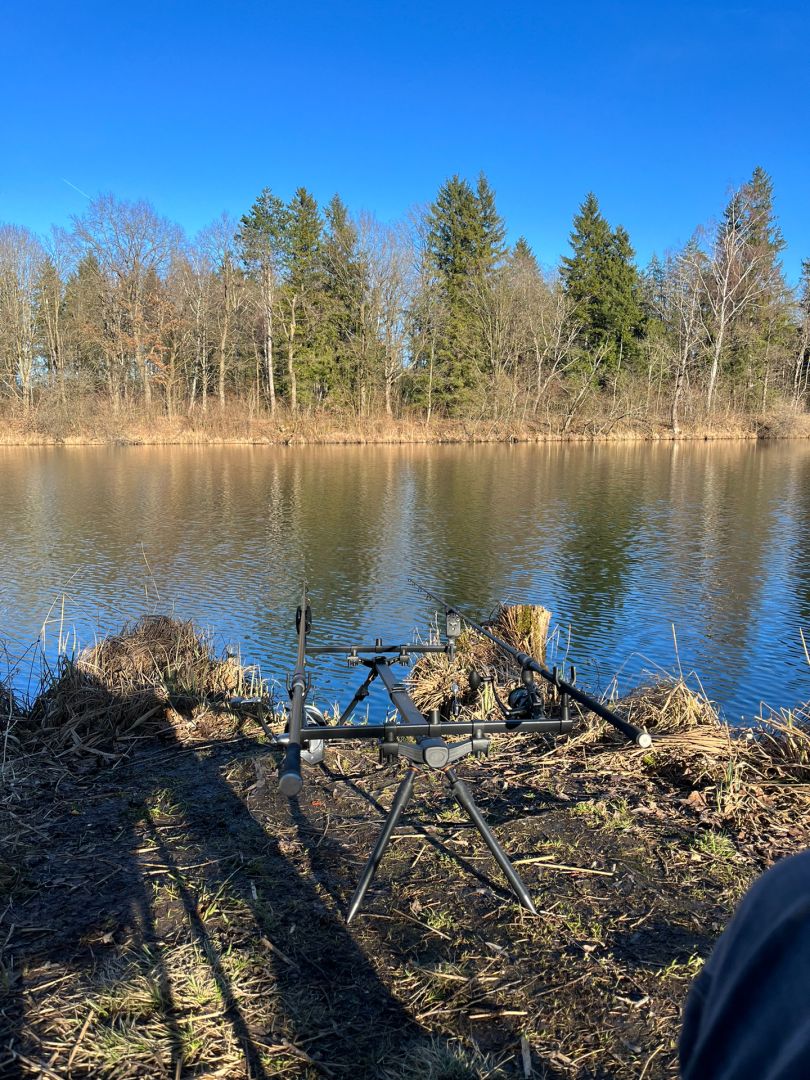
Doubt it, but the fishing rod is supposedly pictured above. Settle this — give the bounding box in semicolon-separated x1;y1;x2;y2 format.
408;580;652;749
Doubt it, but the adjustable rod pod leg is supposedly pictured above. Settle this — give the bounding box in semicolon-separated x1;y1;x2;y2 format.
445;768;537;915
346;767;417;924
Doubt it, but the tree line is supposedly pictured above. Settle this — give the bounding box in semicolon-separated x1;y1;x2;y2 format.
0;166;808;431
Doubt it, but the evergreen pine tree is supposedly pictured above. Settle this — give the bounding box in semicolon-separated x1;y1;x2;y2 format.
284;188;322;292
475;173;507;271
419;173;506;412
512;236;538;271
427;176;484;293
641;254;667;321
726;167;792;399
62;253;107;387
560;193;644;368
560;193;612;320
321;194;370;409
742;166;786;266
604;226;645;364
238;188;288;265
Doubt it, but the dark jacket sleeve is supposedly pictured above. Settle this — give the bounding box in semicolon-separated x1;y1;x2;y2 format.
680;850;810;1080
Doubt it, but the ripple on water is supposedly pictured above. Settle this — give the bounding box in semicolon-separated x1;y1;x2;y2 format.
0;441;808;721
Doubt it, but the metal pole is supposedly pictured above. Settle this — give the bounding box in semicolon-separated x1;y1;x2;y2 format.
336;667;378;725
289;717;572;743
446;769;537;915
346;768;416;923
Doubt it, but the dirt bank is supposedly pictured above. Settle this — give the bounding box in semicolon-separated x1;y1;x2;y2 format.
1;619;808;1078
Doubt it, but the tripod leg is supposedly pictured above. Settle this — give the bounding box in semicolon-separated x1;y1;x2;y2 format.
347;768;416;923
447;770;537;915
337;668;377;725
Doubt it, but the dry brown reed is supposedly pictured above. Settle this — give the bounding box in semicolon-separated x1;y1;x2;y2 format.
0;681;17;729
3;392;809;446
594;684;810;826
747;703;810;781
1;672;25;766
617;677;720;734
16;616;243;762
408;604;552;713
407;616;810;808
585;679;737;793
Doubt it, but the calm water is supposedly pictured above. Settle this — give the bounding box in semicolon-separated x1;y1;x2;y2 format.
1;442;808;722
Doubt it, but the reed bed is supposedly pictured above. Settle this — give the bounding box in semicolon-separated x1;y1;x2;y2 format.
10;616;244;764
3;394;810;446
408;603;552;714
408;610;810;820
748;702;810;781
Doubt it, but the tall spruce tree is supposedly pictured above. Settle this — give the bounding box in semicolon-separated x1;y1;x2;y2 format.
321;195;370;410
560;193;644;368
62;253;112;395
419;173;506;413
475;173;507;272
512;236;539;271
560;193;612;319
605;226;646;364
641;254;667;322
725;166;791;401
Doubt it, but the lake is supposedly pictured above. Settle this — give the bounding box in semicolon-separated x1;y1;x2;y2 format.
1;441;808;723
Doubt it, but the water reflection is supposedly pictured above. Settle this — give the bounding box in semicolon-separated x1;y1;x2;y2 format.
0;441;808;722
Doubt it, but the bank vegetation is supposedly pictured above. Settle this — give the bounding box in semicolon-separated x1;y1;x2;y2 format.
1;168;808;445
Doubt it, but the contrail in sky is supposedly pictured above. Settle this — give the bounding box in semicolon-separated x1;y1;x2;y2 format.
61;178;91;199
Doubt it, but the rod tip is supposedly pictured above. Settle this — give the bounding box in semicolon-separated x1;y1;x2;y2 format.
637;731;653;749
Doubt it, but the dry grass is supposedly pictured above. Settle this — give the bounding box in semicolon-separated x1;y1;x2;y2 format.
1;393;808;446
409;604;552;714
79;615;242;699
12;617;243;763
408;616;810;822
748;703;810;780
615;678;720;734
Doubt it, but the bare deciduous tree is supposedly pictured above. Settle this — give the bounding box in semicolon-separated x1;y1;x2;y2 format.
0;224;44;409
699;193;783;413
359;215;412;416
660;241;706;433
72;195;181;407
199;215;242;410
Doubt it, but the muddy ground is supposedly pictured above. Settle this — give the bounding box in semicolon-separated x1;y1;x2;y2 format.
3;707;805;1080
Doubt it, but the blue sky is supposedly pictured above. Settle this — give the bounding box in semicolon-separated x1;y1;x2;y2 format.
2;1;808;280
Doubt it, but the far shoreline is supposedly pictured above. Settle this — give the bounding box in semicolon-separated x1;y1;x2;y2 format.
1;410;809;448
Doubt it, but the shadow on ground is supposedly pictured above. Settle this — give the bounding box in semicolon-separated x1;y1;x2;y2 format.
1;683;505;1079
